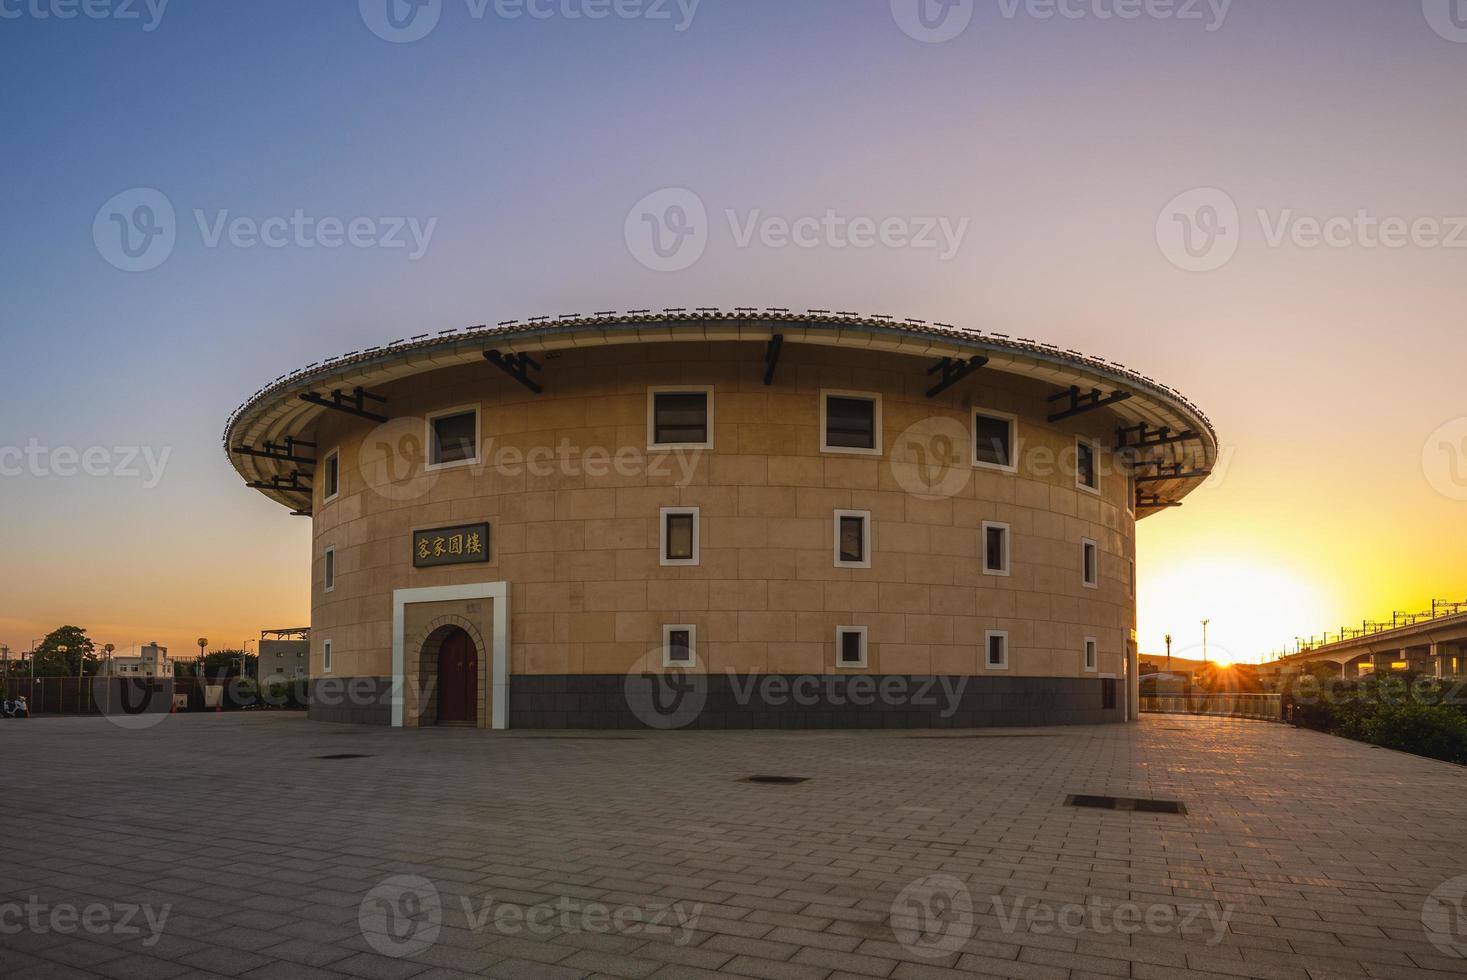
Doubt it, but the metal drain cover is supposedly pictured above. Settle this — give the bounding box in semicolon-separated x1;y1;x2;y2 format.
314;754;372;760
743;775;809;785
1066;794;1186;815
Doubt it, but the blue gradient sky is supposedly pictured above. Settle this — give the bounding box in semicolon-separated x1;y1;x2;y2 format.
2;0;1465;662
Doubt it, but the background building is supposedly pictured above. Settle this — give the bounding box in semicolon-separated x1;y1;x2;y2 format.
256;627;310;685
99;642;172;677
224;310;1216;730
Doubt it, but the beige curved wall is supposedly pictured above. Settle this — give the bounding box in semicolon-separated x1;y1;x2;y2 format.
308;341;1136;685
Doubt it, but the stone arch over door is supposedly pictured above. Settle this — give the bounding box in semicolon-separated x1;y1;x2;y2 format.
405;614;489;728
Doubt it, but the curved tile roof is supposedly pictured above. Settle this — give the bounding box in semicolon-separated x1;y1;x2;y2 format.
223;308;1218;516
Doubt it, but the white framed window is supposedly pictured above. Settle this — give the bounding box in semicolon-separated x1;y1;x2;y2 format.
648;386;713;450
659;507;700;566
322;448;341;503
322;639;333;674
836;626;868;669
426;405;480;470
982;521;1010;577
833;510;872;569
820;390;882;455
1082;538;1099;589
973;409;1017;473
662;624;696;668
1084;636;1099;673
1076;437;1100;494
323;545;336;593
985;630;1009;670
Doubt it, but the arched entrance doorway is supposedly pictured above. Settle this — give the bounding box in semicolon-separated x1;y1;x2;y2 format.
435;627;478;724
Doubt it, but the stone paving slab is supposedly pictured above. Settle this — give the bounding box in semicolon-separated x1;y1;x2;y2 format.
1;714;1465;979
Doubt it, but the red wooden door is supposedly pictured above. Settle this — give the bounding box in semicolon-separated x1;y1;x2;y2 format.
437;629;478;724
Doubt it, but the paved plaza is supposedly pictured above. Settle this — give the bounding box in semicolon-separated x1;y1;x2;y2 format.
2;713;1466;979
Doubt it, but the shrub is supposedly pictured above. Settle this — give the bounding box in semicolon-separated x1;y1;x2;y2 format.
1361;705;1467;765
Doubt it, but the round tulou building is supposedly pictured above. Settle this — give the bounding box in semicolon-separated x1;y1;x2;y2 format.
223;310;1216;730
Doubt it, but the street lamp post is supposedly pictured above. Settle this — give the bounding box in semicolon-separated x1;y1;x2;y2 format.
197;637;208;678
103;643;115;714
1200;619;1210;667
1164;634;1172;672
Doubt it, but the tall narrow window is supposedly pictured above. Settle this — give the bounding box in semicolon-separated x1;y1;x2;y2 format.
834;510;871;568
983;522;1010;576
973;411;1017;472
1076;438;1099;493
836;626;868;668
821;391;882;454
323;449;340;502
323;546;336;593
1084;637;1098;673
985;631;1009;670
663;625;696;668
1126;469;1136;515
649;388;713;449
1082;538;1099;589
427;407;479;467
659;507;700;566
322;639;333;674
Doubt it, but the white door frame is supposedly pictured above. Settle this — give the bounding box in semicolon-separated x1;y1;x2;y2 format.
391;582;510;729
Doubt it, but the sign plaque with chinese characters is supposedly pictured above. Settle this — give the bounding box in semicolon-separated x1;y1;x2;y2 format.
412;523;490;568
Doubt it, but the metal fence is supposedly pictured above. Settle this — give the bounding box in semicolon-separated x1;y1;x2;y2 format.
1140;692;1283;722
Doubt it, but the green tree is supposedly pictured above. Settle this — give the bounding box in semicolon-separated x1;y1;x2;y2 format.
34;626;98;676
198;649;257;680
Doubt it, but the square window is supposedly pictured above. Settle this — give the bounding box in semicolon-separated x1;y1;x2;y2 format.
985;631;1009;670
973;411;1016;471
982;522;1010;576
836;626;868;668
834;510;871;568
649;388;712;448
663;625;696;668
323;449;340;502
1082;539;1099;589
323;546;336;593
428;408;479;467
1084;637;1098;672
1076;438;1099;492
322;639;333;673
660;507;700;566
821;391;881;454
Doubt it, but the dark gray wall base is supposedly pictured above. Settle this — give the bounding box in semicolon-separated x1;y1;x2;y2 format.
308;677;393;726
509;674;1125;730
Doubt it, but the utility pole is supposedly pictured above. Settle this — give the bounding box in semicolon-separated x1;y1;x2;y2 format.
1201;619;1210;667
1165;634;1172;672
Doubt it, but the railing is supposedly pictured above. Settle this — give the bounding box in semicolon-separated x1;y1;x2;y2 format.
1140;693;1283;722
